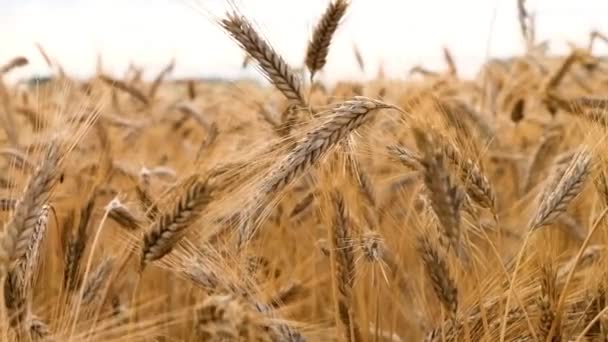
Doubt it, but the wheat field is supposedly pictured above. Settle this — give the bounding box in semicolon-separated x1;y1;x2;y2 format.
1;1;608;341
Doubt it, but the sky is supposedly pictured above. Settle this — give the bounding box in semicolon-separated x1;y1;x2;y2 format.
1;0;608;83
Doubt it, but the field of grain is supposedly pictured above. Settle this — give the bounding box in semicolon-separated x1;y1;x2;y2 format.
2;1;608;341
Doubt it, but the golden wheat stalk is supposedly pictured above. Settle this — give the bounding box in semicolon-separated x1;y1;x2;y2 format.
329;191;361;342
387;144;423;170
141;175;213;267
221;12;306;106
99;74;149;106
305;0;349;80
0;57;28;75
0;144;61;275
81;256;113;305
64;195;95;292
537;264;560;340
238;97;396;246
263;97;395;195
418;236;458;320
530;148;591;230
413;128;464;254
439;139;497;213
13;204;49;301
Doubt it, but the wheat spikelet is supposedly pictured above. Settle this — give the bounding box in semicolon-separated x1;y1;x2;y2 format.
238;97;395;246
329;191;361;342
413;128;464;254
221;12;306;106
525;131;562;193
141;175;213;267
64;196;95;292
387;144;423;171
530;148;591;230
99;74;149;106
4;270;26;327
443;99;495;142
537;264;560;340
0;144;60;275
305;0;349;80
0;57;28;75
438;136;497;212
81;256;113;305
179;253;247;296
263;97;394;195
435;99;477;153
418;236;458;320
134;183;159;221
12;204;49;302
196;295;271;341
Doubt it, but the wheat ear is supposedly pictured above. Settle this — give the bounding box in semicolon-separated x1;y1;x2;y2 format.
413;128;464;254
141;175;213;267
329;191;361;342
531;148;591;230
221;12;306;106
418;236;458;320
0;144;60;275
238;97;396;246
305;0;349;80
263;97;395;195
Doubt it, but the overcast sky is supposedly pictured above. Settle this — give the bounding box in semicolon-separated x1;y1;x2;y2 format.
1;0;608;83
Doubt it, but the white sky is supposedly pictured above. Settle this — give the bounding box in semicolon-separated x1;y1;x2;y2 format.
2;0;608;83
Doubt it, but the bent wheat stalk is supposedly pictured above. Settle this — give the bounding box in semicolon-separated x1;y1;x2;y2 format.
238;97;399;246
